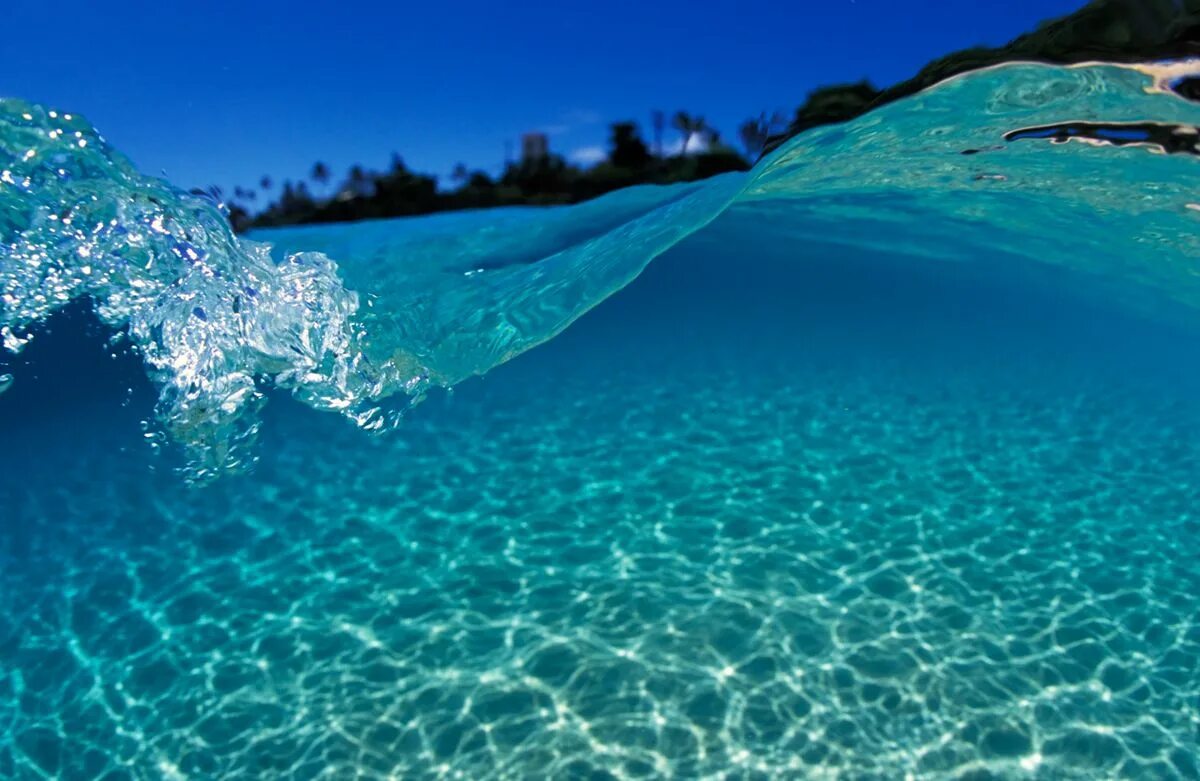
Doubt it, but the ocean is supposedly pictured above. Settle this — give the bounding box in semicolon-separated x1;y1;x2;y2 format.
2;61;1200;778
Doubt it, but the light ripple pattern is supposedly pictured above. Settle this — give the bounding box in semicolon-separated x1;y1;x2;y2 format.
3;58;1200;779
3;228;1200;778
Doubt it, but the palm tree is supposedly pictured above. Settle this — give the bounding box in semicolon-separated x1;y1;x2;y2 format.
692;117;710;153
672;112;692;156
739;112;787;159
310;162;331;196
672;112;707;156
259;175;272;192
347;165;373;198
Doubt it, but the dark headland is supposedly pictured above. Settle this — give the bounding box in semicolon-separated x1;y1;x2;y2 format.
765;0;1199;153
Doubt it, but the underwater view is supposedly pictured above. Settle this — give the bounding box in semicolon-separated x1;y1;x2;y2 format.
4;2;1200;778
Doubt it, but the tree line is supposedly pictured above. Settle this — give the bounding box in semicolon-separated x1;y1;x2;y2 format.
221;110;791;231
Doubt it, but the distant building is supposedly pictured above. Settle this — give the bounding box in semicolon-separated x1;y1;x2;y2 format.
521;132;549;163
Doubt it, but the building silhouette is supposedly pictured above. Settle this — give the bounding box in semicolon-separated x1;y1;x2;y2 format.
521;132;549;163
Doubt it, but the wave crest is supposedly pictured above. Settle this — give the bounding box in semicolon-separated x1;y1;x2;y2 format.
0;100;375;479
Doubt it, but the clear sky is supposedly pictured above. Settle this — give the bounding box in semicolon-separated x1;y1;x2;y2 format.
2;0;1088;196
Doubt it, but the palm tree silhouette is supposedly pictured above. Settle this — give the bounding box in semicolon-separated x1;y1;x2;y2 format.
347;165;373;198
311;162;331;196
692;117;711;152
672;112;707;156
672;112;691;156
651;110;665;158
259;176;272;192
739;112;787;159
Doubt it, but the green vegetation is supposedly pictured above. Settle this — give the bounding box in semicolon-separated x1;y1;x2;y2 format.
231;119;749;231
226;0;1198;231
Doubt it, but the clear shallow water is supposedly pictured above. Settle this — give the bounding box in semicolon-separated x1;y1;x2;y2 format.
4;62;1200;778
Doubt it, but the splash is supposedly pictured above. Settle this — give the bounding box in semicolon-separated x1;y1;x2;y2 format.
0;101;394;478
3;60;1199;477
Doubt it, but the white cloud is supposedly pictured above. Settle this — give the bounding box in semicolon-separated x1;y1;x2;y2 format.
570;145;607;165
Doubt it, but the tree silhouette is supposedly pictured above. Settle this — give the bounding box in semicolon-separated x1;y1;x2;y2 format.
467;171;494;188
311;162;331;196
608;122;651;170
739;112;788;159
671;112;691;156
672;112;707;156
692;117;711;152
651;110;665;158
347;165;373;198
238;105;760;230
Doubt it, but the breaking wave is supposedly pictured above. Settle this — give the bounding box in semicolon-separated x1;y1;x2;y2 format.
2;60;1199;478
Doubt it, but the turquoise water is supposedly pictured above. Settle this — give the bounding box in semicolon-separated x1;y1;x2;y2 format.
3;61;1200;778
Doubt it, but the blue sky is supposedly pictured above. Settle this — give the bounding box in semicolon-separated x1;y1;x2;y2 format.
2;0;1087;195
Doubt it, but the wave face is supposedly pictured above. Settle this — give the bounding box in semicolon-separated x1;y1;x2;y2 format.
3;62;1199;476
3;60;1200;779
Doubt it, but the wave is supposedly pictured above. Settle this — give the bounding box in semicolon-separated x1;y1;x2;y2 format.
2;61;1199;478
